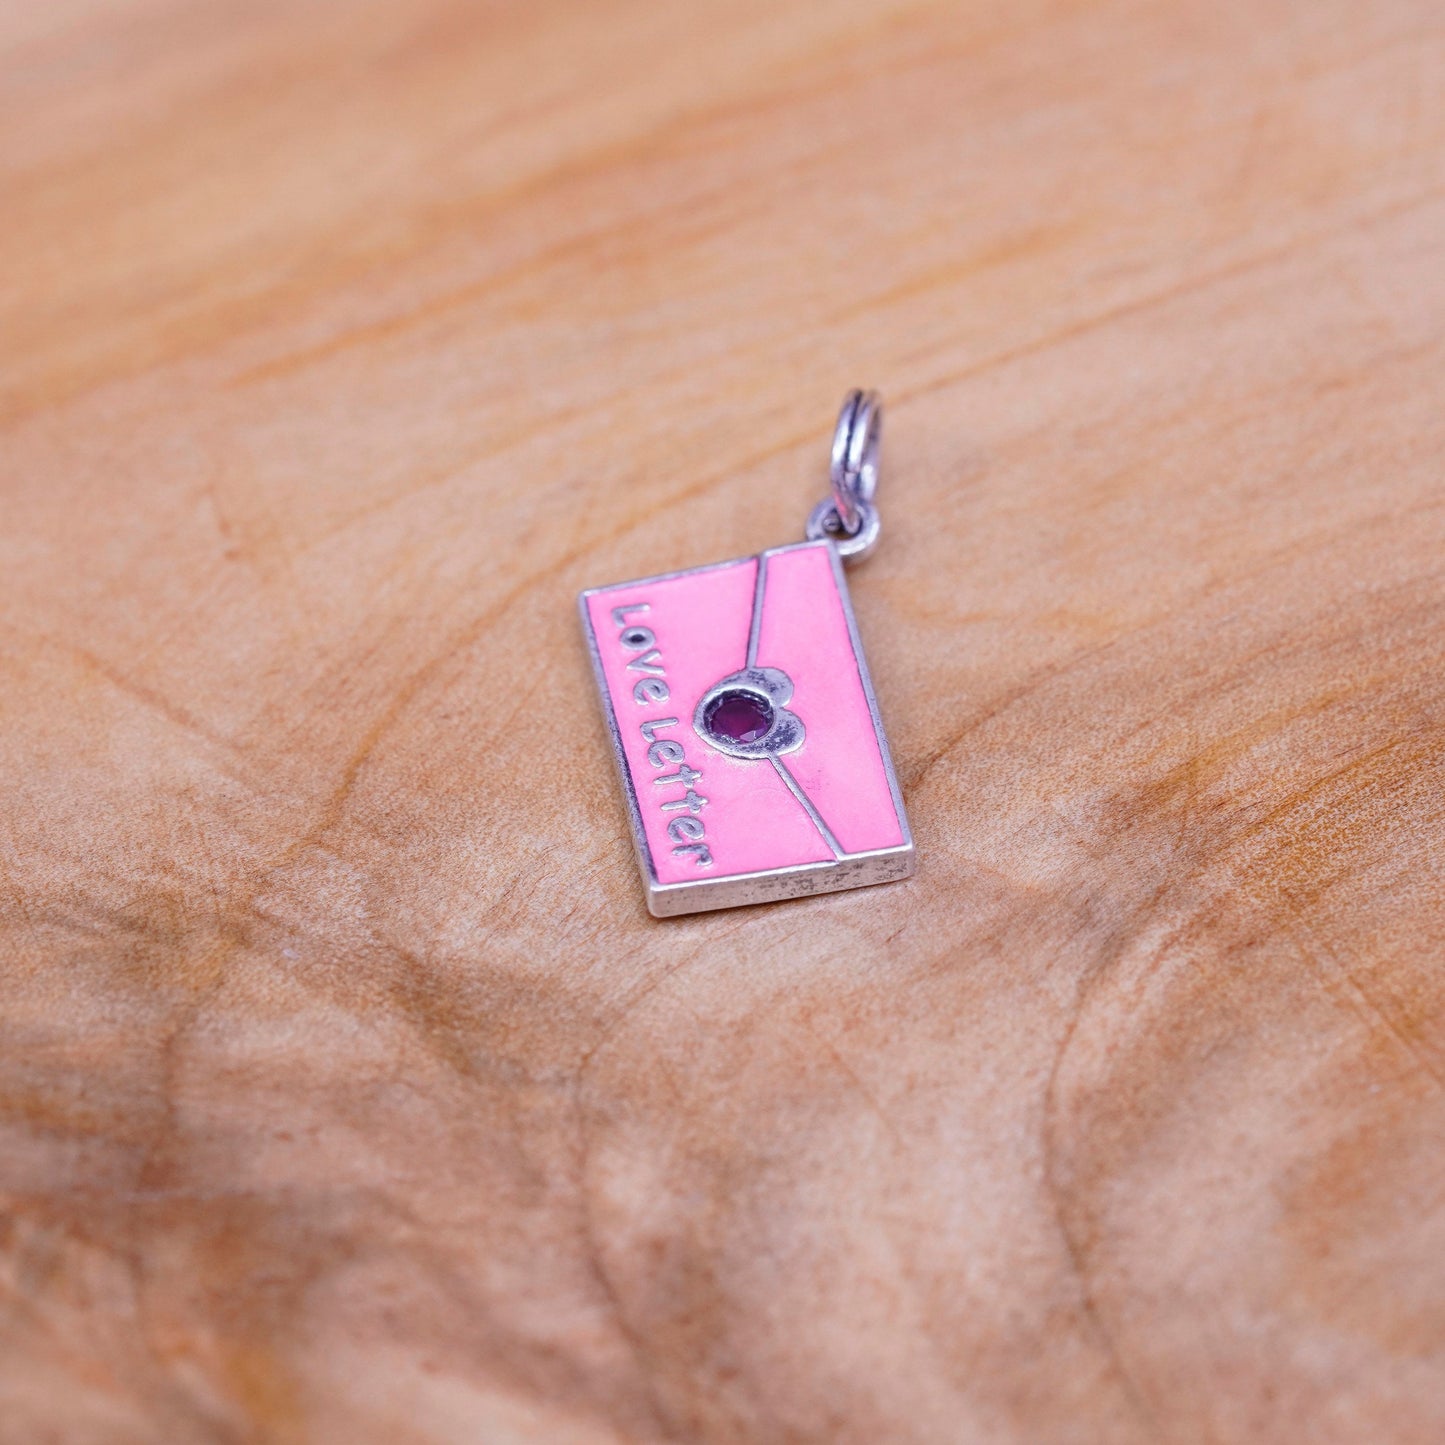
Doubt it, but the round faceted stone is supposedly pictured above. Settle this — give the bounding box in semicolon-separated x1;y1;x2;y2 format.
703;690;774;745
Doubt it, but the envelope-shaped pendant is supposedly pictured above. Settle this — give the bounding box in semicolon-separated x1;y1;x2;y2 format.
580;538;914;916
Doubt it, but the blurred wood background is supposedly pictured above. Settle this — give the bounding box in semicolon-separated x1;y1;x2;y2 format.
2;1;1444;1441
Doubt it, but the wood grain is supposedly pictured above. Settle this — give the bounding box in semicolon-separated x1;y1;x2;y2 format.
2;1;1444;1441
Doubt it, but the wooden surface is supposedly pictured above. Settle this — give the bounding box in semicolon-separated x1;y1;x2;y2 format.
2;1;1444;1441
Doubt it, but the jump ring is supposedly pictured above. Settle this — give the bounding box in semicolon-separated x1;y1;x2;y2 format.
829;389;882;534
806;496;881;564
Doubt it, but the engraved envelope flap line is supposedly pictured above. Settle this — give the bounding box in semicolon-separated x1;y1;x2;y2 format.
742;543;907;859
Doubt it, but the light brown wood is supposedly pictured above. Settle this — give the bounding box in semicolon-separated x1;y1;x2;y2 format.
3;1;1444;1441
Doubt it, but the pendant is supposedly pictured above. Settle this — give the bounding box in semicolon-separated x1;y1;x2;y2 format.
579;390;914;916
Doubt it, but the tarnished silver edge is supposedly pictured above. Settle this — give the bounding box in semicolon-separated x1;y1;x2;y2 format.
644;843;915;916
580;540;820;600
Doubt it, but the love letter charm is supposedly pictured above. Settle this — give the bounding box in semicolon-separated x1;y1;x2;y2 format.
579;391;914;916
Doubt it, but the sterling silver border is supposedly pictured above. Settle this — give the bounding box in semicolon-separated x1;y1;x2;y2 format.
579;540;914;917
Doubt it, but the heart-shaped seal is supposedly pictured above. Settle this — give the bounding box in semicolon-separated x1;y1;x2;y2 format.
693;667;805;758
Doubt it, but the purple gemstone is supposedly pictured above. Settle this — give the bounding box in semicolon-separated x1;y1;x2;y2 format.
704;690;774;745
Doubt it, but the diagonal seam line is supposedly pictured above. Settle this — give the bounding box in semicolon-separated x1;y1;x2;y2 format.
769;754;844;859
746;552;768;667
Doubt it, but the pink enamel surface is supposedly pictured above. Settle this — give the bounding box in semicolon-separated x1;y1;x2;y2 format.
586;560;834;885
754;544;906;855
